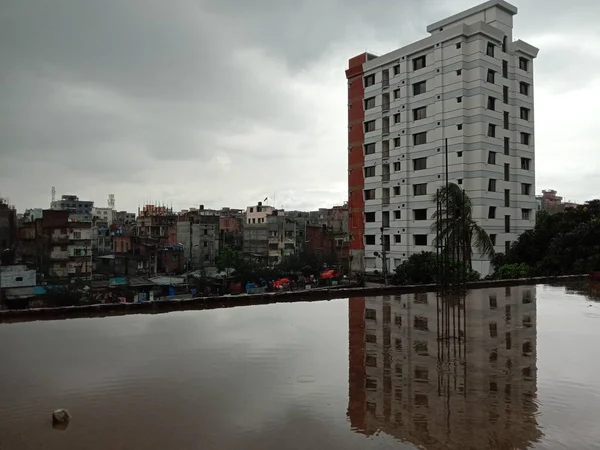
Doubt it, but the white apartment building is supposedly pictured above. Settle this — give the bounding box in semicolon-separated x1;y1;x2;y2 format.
92;207;114;225
347;0;538;276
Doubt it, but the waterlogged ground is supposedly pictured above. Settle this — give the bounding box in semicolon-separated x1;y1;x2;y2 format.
1;282;600;450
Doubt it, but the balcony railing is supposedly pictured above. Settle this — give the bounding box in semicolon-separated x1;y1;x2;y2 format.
382;173;390;182
382;197;390;206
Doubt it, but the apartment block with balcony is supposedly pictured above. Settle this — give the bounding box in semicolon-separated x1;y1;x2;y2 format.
347;0;538;276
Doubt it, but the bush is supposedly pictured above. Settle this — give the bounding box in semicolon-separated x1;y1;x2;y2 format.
393;251;480;285
494;263;532;280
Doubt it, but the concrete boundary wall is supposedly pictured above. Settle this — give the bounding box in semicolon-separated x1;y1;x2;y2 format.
0;274;588;324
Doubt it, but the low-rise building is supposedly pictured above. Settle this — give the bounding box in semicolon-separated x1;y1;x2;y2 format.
177;206;221;270
51;194;94;215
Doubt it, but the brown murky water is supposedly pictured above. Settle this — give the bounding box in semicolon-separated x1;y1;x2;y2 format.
1;283;600;449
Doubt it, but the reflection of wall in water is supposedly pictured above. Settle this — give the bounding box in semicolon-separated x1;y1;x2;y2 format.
347;286;541;449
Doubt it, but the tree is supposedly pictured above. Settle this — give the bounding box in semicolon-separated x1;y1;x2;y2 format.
431;183;494;269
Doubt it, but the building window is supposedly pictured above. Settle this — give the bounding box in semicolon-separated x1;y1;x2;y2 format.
365;212;376;222
364;75;375;87
203;241;208;247
520;82;530;96
519;57;529;71
502;60;508;78
456;42;462;49
413;183;427;196
521;158;531;170
521;183;532;195
394;210;401;219
393;64;400;75
457;69;462;75
413;106;427;121
414;235;428;246
413;157;427;171
413;209;427;220
488;206;496;219
487;69;496;83
486;42;495;57
413;55;426;71
393;186;400;195
505;215;511;233
393;137;401;147
488;124;496;138
488;151;496;164
489;322;498;338
394;113;401;124
364;120;376;133
504;163;510;181
503;86;509;104
490;234;497;246
394;88;400;99
394;235;401;244
488;179;497;192
364;189;376;200
393;162;401;171
521;132;531;145
522;209;531;220
413;81;426;96
487;96;496;110
520;107;530;121
457;178;463;185
364;166;375;177
505;189;510;207
457;96;462;103
364;143;376;155
457;124;462;130
504;137;510;155
364;97;375;110
504;111;509;129
413;132;427;145
365;235;376;245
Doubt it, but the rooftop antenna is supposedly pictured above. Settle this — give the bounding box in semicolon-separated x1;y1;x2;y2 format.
108;194;115;210
51;186;56;203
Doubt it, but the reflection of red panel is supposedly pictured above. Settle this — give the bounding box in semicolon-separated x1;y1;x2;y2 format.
347;297;366;431
346;54;366;251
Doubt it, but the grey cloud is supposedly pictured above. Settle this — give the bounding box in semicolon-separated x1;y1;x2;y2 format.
0;0;599;210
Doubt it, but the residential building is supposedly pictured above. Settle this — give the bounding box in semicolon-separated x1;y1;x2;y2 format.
535;189;579;214
113;210;136;225
219;208;244;250
346;0;538;275
177;206;221;270
0;198;17;252
92;207;114;225
18;209;92;281
267;213;297;266
348;286;540;447
51;194;94;216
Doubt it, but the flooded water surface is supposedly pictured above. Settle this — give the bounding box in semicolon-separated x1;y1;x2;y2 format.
1;283;600;449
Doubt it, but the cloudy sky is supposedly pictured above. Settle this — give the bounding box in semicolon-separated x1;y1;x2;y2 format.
1;0;599;213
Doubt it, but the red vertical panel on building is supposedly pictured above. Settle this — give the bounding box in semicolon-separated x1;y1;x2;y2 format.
346;54;367;252
347;297;366;431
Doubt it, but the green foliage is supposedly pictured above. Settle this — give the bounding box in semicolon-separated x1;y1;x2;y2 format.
393;251;480;285
498;201;600;277
494;263;532;280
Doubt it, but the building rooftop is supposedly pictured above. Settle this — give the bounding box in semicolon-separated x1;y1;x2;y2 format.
426;0;518;33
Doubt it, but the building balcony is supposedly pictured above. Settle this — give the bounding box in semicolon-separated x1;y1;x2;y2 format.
50;251;69;261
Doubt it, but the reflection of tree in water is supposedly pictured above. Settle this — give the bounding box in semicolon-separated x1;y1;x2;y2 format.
348;287;542;450
563;280;600;301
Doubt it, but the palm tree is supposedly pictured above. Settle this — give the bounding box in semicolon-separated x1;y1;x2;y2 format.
431;182;494;269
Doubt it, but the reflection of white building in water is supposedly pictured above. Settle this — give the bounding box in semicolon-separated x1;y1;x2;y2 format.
348;286;541;449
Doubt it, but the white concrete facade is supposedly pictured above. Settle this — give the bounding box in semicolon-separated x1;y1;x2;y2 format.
357;1;538;276
245;203;276;225
92;207;114;225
